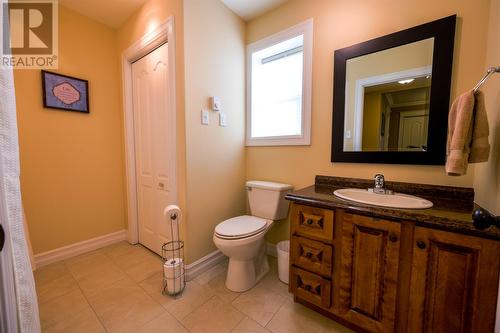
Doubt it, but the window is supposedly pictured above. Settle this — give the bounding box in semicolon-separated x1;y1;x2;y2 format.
246;19;313;146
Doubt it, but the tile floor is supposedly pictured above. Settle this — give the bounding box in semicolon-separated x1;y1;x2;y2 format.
35;242;354;333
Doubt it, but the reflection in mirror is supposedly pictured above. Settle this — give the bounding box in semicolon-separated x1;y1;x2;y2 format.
343;38;434;152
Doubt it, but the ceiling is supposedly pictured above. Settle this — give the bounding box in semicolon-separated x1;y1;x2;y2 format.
60;0;288;29
221;0;289;21
59;0;150;29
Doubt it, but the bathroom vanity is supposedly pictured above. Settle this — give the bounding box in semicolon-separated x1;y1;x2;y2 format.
285;176;500;333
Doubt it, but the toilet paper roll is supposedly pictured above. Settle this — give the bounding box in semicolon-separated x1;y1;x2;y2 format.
164;205;182;224
163;258;184;278
163;258;185;294
164;204;182;242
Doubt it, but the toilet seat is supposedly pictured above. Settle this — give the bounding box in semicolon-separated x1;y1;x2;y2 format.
215;215;268;240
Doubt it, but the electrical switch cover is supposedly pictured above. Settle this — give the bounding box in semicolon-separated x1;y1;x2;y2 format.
219;112;227;127
201;109;209;125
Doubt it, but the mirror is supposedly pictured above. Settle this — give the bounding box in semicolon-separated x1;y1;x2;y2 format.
332;15;456;164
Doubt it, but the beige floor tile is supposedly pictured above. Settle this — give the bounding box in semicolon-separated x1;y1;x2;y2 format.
207;272;241;303
101;241;138;259
194;263;226;285
77;264;126;298
181;296;244;333
266;299;354;333
112;245;163;282
39;289;92;330
231;316;270;333
42;306;105;333
86;277;165;333
140;272;215;320
256;259;293;300
65;250;114;280
232;285;287;327
35;262;79;304
134;312;189;333
35;261;71;284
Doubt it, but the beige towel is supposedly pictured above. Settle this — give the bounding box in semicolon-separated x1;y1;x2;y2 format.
446;90;490;176
469;91;490;162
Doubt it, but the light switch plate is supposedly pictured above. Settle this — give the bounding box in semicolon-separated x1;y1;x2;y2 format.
212;96;221;111
201;109;209;125
219;112;227;127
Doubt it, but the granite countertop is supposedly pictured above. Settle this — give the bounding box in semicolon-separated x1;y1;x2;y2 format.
285;182;500;241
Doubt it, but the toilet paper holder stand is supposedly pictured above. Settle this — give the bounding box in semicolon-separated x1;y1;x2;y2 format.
161;209;185;297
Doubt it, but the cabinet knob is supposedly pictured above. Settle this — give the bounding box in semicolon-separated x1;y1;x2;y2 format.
389;234;398;242
305;252;313;258
417;240;427;249
306;218;313;225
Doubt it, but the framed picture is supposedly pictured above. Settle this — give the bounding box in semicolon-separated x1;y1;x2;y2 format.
41;70;89;113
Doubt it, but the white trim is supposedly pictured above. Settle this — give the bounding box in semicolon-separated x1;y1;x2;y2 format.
352;66;432;151
185;250;226;281
266;242;277;257
246;19;313;147
33;230;127;269
121;17;178;244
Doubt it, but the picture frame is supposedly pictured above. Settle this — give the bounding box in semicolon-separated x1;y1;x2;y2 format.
41;70;89;113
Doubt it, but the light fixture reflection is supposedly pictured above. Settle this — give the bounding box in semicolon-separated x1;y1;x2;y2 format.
398;78;415;84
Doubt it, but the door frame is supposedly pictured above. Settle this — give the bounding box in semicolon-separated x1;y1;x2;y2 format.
121;17;177;244
352;65;431;151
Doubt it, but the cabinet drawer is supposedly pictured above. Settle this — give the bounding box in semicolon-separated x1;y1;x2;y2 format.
291;236;333;277
291;204;334;243
291;267;331;308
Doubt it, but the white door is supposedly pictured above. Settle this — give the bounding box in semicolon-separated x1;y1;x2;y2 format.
132;43;175;256
398;110;429;151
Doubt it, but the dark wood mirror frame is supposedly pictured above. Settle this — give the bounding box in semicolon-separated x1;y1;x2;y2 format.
331;15;456;164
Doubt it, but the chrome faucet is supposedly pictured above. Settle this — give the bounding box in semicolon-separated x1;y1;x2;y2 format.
371;174;392;194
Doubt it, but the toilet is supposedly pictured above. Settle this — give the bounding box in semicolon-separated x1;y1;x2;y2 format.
213;180;293;292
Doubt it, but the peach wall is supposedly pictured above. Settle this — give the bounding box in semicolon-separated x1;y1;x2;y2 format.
183;0;246;263
14;5;125;254
474;0;500;217
245;0;491;244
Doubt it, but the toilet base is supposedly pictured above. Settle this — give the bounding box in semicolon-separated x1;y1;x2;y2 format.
225;254;269;292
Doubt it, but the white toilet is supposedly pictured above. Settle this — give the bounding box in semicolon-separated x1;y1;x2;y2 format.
213;180;293;292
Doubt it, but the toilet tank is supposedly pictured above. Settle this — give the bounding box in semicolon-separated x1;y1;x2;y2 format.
246;181;293;220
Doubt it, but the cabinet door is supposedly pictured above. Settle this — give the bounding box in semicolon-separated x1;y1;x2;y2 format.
408;227;500;333
338;214;401;332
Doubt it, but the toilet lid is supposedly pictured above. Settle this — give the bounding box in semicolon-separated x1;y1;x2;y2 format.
215;215;267;239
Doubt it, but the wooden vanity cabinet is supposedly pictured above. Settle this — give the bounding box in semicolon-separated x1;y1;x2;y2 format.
288;203;500;333
407;227;500;333
337;213;402;333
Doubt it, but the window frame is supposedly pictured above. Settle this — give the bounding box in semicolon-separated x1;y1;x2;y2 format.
246;19;313;146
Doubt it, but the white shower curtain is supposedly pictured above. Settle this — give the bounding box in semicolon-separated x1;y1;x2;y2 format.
0;64;41;332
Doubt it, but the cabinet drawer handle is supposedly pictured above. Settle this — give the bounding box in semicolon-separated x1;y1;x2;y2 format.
389;234;398;242
417;240;427;249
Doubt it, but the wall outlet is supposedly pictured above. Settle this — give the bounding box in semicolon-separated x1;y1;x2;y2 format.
219;112;227;127
201;109;209;125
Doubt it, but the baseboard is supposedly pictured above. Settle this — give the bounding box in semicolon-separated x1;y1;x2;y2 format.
267;242;278;257
34;230;127;269
185;250;226;281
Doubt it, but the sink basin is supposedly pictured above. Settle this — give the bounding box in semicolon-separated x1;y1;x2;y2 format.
333;188;433;209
